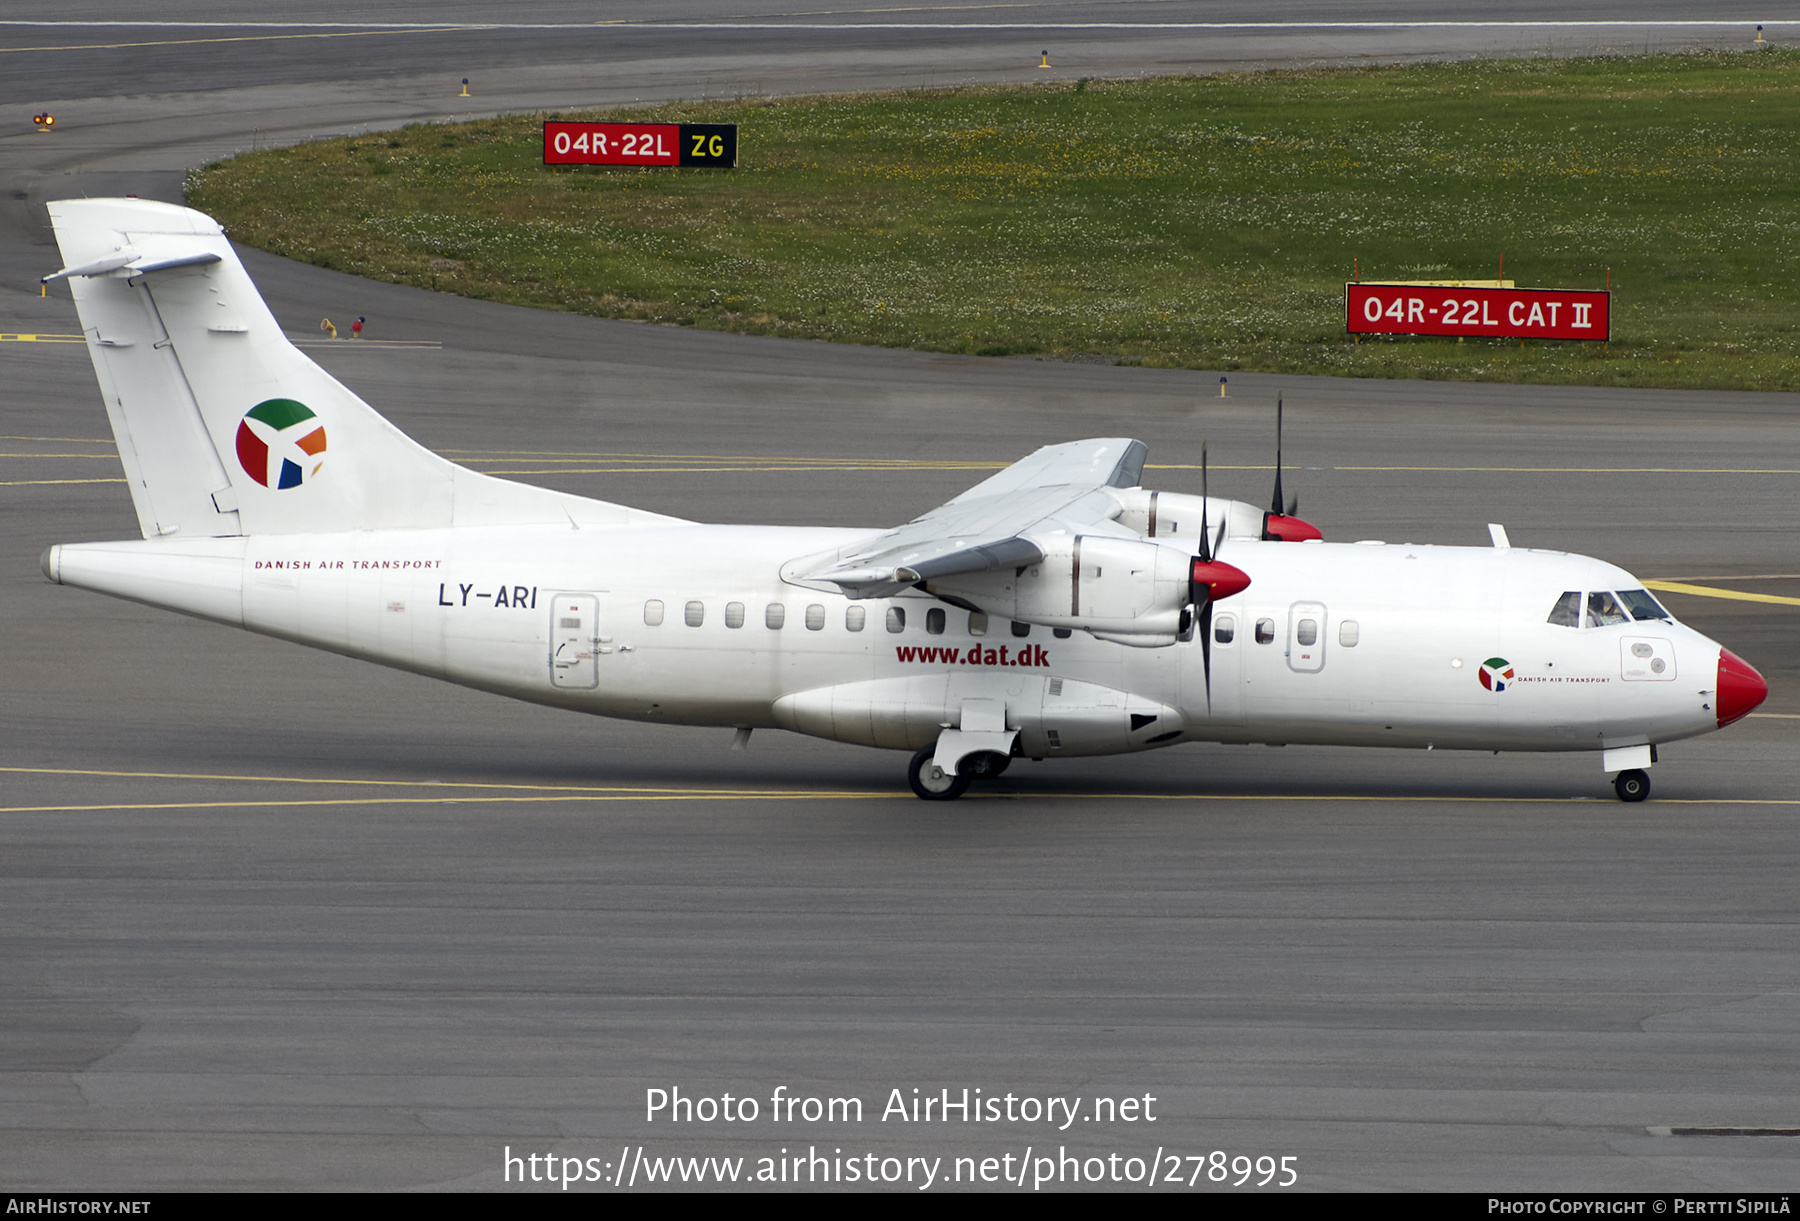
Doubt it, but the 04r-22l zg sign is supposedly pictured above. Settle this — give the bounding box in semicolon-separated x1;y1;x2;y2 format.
1347;284;1609;341
543;122;737;167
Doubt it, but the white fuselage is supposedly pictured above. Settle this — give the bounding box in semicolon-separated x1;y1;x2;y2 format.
47;525;1726;760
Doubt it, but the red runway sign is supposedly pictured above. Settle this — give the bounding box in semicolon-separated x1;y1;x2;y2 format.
543;122;737;168
1347;284;1609;341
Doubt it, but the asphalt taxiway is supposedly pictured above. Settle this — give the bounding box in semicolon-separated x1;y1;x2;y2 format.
2;5;1797;1192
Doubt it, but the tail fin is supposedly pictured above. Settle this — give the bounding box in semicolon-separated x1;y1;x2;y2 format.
46;198;681;538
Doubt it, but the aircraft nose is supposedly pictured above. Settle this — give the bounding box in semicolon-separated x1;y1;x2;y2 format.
1716;648;1769;728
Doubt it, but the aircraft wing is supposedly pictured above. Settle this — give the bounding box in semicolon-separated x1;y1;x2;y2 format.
804;438;1150;597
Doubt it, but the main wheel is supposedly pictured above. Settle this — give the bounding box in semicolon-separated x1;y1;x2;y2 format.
908;747;972;801
1614;769;1650;803
959;751;1011;780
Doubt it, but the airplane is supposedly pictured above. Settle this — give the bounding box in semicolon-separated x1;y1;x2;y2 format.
36;198;1769;802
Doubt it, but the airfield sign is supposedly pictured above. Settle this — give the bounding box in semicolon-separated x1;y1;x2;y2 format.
1347;283;1610;341
543;122;737;168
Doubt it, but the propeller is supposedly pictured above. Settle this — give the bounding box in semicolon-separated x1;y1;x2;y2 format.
1198;443;1214;711
1262;394;1323;542
1188;441;1251;712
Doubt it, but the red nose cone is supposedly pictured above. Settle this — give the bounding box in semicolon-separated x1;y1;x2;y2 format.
1263;513;1323;542
1716;648;1768;728
1190;558;1251;602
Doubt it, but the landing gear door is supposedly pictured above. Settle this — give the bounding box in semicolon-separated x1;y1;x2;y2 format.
1286;601;1327;674
549;593;601;689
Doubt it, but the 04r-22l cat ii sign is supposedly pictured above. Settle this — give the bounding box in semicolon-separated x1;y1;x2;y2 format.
37;200;1764;801
1348;283;1610;341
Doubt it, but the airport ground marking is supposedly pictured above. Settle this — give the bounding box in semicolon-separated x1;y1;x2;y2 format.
0;794;895;813
0;478;125;486
293;339;442;349
1642;580;1800;608
0;763;868;795
1333;466;1800;475
1658;574;1800;583
10;792;1800;814
10;443;1793;478
1;19;1782;31
0;27;482;54
4;768;1793;813
480;464;1004;475
0;334;84;343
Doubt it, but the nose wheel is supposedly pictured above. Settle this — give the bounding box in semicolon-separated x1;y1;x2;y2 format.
1613;769;1650;803
908;747;972;801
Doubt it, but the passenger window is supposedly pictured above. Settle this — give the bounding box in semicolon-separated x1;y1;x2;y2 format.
644;599;664;626
684;600;704;627
886;607;906;633
1339;619;1359;647
1618;589;1671;622
969;612;988;636
1296;618;1318;647
805;604;825;631
845;606;866;632
926;608;946;635
1546;590;1581;628
725;602;745;629
1255;618;1275;644
1214;613;1236;645
765;603;785;630
1586;591;1629;627
1011;620;1031;638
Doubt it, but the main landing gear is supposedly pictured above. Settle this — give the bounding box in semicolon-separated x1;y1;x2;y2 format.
1613;768;1650;803
906;746;1010;801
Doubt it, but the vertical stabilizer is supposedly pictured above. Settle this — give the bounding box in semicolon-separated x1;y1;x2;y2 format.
46;199;683;538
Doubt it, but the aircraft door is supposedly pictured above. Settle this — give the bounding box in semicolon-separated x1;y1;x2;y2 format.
549;593;601;689
1286;601;1327;673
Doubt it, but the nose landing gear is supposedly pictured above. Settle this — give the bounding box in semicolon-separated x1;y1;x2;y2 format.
1613;768;1650;802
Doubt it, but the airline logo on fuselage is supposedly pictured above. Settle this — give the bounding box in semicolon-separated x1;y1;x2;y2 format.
236;399;327;489
1479;657;1515;692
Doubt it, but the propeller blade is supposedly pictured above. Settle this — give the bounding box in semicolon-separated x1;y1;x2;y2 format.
1199;442;1211;564
1260;393;1322;541
1270;394;1285;516
1199;598;1212;713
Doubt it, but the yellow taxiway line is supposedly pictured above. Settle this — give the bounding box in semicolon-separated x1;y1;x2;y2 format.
3;764;1794;813
1643;580;1800;608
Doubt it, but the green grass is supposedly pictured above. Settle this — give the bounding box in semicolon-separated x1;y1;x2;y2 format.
188;50;1800;390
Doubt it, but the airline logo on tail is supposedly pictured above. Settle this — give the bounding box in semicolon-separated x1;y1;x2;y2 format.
236;399;327;489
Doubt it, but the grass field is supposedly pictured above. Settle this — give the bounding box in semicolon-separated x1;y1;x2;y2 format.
188;50;1800;390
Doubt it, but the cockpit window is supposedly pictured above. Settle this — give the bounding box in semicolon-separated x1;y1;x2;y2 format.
1617;589;1672;622
1546;591;1581;628
1586;591;1630;627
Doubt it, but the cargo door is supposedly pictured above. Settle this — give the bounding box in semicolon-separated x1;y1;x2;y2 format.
549;593;601;689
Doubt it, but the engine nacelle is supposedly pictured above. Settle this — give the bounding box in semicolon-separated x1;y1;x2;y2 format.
1107;489;1266;542
925;534;1194;645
